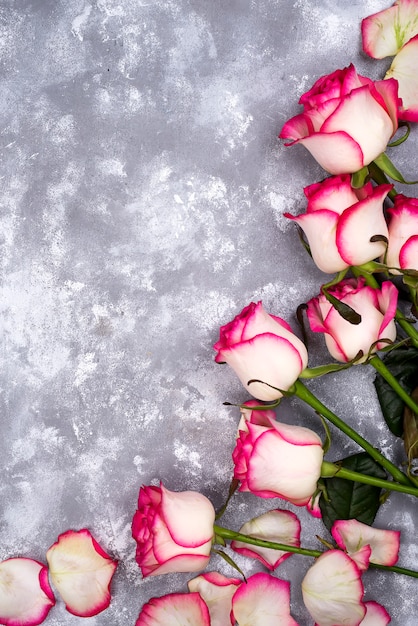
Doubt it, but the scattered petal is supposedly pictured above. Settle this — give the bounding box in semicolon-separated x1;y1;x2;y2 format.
188;572;240;626
231;572;299;626
231;509;301;570
0;558;55;626
360;601;391;625
331;519;400;569
386;34;418;121
136;592;210;626
46;529;117;617
362;0;418;58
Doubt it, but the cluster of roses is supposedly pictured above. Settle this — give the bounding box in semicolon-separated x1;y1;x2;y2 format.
2;2;418;626
130;3;418;626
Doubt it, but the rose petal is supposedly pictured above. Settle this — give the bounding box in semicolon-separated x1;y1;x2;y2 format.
304;173;359;213
231;572;298;626
331;519;400;568
46;529;117;617
302;550;365;626
306;492;322;519
362;0;418;59
231;509;301;570
400;234;418;269
386;35;418;121
294;131;365;175
0;558;55;626
161;485;215;548
188;572;240;626
136;592;210;626
360;601;391;626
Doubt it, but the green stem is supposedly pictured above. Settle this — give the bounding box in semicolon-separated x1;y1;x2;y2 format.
368;161;398;200
213;525;418;579
321;461;418;497
352;267;418;348
369;355;418;416
291;379;411;486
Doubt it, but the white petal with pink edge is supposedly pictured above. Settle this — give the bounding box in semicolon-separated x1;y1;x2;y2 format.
331;519;400;567
161;485;215;548
400;234;418;270
302;550;365;626
136;592;210;626
46;528;117;617
297;131;364;175
360;601;391;625
231;572;299;626
231;509;301;570
188;572;240;626
0;558;55;626
386;35;418;121
362;0;418;58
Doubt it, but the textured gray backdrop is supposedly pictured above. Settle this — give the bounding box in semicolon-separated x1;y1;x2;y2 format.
0;0;417;624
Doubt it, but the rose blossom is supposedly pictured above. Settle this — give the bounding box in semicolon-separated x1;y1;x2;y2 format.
385;194;418;272
131;483;215;577
285;175;391;273
280;64;399;175
306;277;398;362
232;408;323;506
214;301;308;401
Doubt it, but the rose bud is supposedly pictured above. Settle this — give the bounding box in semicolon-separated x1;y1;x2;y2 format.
306;277;398;363
232;408;323;506
214;301;308;401
385;194;418;272
280;64;399;175
285;175;391;274
132;483;215;577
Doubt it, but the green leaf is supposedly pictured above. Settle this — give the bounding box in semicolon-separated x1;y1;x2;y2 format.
374;346;418;437
323;291;361;324
373;153;418;184
319;452;387;531
387;122;411;147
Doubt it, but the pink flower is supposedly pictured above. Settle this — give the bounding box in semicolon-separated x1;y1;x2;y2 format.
0;558;55;626
214;301;308;401
46;529;117;618
131;483;215;577
136;592;210;626
331;519;400;571
362;0;418;59
232;408;323;506
280;64;399;174
231;572;299;626
188;572;241;626
231;509;301;570
385;194;418;271
302;550;366;626
285;175;391;273
306;277;398;362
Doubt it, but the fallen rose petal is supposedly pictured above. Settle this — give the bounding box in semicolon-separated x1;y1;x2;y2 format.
136;592;210;626
188;572;240;626
399;234;418;269
231;509;301;570
386;34;418;121
360;601;391;625
231;572;298;626
302;550;365;626
362;0;418;59
306;492;322;519
331;519;400;569
0;558;55;626
46;528;117;617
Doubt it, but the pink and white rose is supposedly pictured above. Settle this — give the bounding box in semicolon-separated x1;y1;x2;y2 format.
232;408;323;506
385;194;418;271
306;277;398;362
280;64;399;174
231;509;301;570
285;175;391;273
132;483;215;577
214;301;308;401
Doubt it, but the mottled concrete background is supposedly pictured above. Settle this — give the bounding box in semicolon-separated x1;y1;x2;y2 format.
1;0;417;624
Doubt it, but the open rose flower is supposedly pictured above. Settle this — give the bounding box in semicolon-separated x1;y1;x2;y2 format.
280;64;399;174
385;194;418;272
285;175;391;273
132;483;215;577
232;408;323;506
214;301;308;401
306;277;398;362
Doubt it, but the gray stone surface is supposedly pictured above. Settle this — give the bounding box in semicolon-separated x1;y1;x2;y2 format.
0;0;417;624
